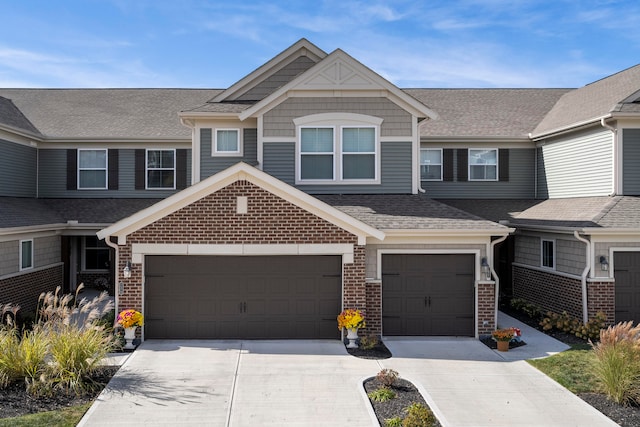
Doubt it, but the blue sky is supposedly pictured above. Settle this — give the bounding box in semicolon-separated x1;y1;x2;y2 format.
1;0;639;89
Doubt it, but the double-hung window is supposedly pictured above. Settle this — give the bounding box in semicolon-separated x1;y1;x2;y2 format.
420;149;443;181
78;149;107;189
469;149;497;181
541;239;555;269
146;149;175;189
84;236;110;271
20;239;33;271
342;127;376;180
300;127;335;180
214;129;241;155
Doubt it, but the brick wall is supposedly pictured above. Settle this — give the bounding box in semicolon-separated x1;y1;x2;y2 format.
365;281;382;336
477;282;495;335
0;264;63;315
587;281;615;324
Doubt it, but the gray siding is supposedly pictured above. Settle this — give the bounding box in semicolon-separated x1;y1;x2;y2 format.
34;236;60;268
263;98;412;138
424;148;535;199
515;233;586;276
623;129;640;195
237;56;317;102
537;128;613;198
262;141;412;194
199;128;258;180
536;147;548;199
0;241;17;276
0;139;37;197
38;148;191;198
514;235;539;266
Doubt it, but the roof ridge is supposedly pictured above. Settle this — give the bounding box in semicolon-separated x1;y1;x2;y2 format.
592;196;623;225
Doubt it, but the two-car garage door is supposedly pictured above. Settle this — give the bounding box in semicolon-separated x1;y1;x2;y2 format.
144;255;341;339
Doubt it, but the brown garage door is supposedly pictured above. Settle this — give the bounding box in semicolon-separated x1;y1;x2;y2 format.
145;255;341;339
615;252;640;323
382;254;475;336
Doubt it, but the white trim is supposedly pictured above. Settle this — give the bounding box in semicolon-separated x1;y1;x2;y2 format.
19;239;34;271
0;262;63;281
468;148;498;182
213;128;242;156
512;262;583;281
77;148;108;190
541;238;556;270
420;148;443;181
145;148;176;190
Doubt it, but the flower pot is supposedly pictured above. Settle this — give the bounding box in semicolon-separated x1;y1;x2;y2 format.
124;326;137;350
346;328;359;348
496;340;509;352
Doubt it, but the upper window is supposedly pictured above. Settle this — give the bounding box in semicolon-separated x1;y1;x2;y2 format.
20;239;33;271
84;236;110;271
342;127;376;180
214;129;241;155
469;149;497;181
300;127;334;180
146;149;175;189
542;239;555;269
78;149;107;189
420;149;443;181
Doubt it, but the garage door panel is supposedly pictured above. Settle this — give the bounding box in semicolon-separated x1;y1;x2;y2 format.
615;252;640;323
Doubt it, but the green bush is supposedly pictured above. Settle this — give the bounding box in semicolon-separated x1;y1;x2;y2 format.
540;310;608;341
591;321;640;406
0;326;48;388
510;298;542;319
384;417;403;427
368;387;397;402
360;334;380;350
402;403;436;427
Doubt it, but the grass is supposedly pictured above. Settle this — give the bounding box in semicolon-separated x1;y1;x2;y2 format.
527;343;599;393
0;403;91;427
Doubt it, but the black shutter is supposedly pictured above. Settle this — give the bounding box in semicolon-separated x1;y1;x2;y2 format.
443;149;454;182
66;149;77;190
499;149;509;182
135;149;145;190
457;149;468;182
176;149;187;190
108;149;119;190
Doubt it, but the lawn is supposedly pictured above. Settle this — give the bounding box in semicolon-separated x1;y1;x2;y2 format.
528;343;598;393
0;403;91;427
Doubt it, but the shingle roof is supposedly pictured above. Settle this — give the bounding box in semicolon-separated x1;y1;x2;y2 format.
181;102;252;114
406;89;570;139
0;89;220;140
317;194;508;231
533;64;640;136
0;96;40;135
436;199;542;223
0;198;159;229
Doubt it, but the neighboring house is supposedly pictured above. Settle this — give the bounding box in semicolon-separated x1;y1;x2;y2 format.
0;39;638;339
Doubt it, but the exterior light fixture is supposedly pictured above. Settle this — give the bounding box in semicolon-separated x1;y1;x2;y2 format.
123;260;132;278
599;256;609;272
481;257;491;280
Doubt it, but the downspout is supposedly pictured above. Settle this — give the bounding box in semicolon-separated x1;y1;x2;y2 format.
490;234;509;329
103;236;120;319
573;231;590;324
600;117;617;196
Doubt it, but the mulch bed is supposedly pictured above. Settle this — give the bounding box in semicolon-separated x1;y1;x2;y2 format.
0;366;118;419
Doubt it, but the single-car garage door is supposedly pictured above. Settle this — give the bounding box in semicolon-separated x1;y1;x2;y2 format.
145;255;341;339
382;254;475;336
615;252;640;323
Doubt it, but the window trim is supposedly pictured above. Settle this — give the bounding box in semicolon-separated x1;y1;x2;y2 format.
77;149;108;190
541;239;556;270
420;148;443;181
145;149;177;190
340;126;378;181
298;125;336;181
468;148;498;182
19;239;33;271
213;128;242;156
82;236;110;272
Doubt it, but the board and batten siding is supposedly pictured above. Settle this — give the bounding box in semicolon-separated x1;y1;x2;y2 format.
537;128;613;198
38;148;191;198
199;128;258;180
424;148;535;199
262;97;412;138
623;129;640;196
263;141;413;194
0;139;37;197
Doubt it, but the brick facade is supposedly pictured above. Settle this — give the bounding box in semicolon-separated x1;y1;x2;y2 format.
0;264;63;315
116;180;378;335
477;282;495;335
587;281;615;324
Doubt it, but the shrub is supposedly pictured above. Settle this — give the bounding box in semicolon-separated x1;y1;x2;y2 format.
591;321;640;406
402;402;436;427
540;311;608;341
510;298;542;319
0;326;48;389
384;417;403;427
368;387;397;402
360;334;380;350
376;368;399;387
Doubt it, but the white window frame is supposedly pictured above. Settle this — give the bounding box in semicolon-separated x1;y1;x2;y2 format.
145;149;176;190
541;239;555;270
420;148;443;181
19;239;33;271
294;114;382;185
213;128;242;156
340;126;378;181
82;236;110;272
468;148;498;182
298;126;336;181
77;149;108;190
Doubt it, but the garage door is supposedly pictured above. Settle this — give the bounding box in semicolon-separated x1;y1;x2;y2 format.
145;255;341;339
615;252;640;323
382;254;475;336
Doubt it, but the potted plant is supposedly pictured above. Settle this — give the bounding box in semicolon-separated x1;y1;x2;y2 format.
337;309;365;348
117;309;144;350
491;328;515;352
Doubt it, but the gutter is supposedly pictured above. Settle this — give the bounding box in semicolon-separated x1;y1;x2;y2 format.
573;231;590;324
489;235;509;330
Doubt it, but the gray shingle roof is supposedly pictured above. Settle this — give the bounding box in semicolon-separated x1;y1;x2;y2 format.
317;194;507;231
0;96;40;135
533;64;640;136
406;89;570;139
0;89;220;140
436;199;541;223
181;102;252;114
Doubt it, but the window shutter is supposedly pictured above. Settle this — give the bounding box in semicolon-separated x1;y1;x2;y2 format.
443;149;454;181
456;149;468;182
108;149;119;190
66;149;77;190
499;149;509;182
176;149;187;189
135;149;145;190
